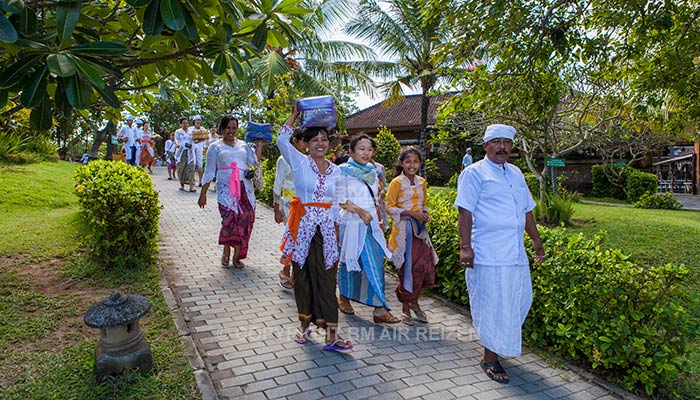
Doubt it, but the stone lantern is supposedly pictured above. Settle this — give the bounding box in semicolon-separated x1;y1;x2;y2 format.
84;291;153;381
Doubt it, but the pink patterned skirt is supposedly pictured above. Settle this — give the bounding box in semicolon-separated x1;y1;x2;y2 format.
218;183;255;260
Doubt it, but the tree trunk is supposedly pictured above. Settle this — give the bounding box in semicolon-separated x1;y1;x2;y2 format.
418;92;430;177
88;120;116;160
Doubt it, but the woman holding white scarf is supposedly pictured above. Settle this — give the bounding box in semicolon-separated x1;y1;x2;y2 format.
336;134;399;324
198;115;264;268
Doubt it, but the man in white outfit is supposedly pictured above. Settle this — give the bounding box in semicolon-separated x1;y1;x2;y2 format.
117;116;138;165
454;124;544;384
191;115;208;186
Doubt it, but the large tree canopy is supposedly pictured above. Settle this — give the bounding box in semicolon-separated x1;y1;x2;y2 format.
0;0;309;129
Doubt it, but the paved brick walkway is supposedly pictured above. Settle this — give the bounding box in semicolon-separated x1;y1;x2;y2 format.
153;167;631;400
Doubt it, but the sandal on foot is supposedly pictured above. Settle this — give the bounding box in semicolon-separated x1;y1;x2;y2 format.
232;260;245;269
481;359;509;384
323;338;353;352
278;272;293;290
410;306;428;323
294;327;312;344
400;313;415;326
221;255;230;267
373;311;400;324
337;297;355;315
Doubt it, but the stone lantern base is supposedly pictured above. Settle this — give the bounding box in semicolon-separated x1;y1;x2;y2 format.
95;337;153;381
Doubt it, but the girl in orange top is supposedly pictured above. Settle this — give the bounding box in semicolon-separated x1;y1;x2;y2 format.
386;148;439;325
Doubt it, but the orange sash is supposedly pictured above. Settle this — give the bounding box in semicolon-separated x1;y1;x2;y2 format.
286;196;332;244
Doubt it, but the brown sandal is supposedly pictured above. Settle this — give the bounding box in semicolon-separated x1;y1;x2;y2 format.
373;311;400;324
221;254;230;267
338;297;355;315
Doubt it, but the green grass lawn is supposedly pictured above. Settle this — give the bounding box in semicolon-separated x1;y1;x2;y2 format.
570;201;700;398
0;161;199;400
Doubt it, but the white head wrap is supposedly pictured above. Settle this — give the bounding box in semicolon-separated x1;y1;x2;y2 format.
483;124;516;143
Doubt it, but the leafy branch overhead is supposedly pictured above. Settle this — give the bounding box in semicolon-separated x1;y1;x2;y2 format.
0;0;310;129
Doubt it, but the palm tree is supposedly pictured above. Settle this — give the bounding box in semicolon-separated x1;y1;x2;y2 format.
344;0;467;166
248;0;381;104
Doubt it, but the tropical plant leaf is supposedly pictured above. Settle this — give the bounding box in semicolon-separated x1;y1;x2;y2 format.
125;0;152;7
228;55;244;79
0;13;18;43
143;0;164;36
13;7;37;37
20;64;48;108
212;52;228;75
70;41;128;56
95;84;120;108
0;0;24;14
56;1;82;44
73;57;105;89
0;89;7;108
47;53;78;77
251;22;268;52
160;0;185;31
30;94;53;131
0;55;41;88
199;60;214;85
64;74;93;108
181;6;198;41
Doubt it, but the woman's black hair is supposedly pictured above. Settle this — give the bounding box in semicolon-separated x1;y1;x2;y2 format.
334;154;350;165
178;116;188;124
348;133;375;151
393;147;422;178
218;115;239;133
299;127;329;142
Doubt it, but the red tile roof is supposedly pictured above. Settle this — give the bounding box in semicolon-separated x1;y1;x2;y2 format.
346;93;453;131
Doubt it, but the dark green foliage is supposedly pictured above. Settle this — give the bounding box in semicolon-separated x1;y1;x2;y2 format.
626;170;658;202
423;158;441;185
426;189;468;304
533;192;575;225
73;160;161;269
591;164;629;199
526;227;699;397
445;172;459;188
524;172;539;197
634;192;683;210
256;157;275;206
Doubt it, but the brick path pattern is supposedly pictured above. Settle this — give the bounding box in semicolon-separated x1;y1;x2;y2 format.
154;167;630;400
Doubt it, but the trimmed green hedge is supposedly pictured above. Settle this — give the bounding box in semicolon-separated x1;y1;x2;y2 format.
427;187;698;396
256;157;275;206
74;160;160;269
626;170;658;202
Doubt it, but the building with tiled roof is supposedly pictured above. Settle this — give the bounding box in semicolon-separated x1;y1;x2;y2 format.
346;93;454;144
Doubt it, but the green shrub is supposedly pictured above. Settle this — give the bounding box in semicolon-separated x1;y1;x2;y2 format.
524;172;539;197
526;226;699;397
445;172;459;188
373;126;401;169
74;160;161;269
0;132;27;163
533;192;575;225
426;188;468;304
591;164;629;199
256;157;275;206
626;170;658;202
423;158;441;185
634;192;683;210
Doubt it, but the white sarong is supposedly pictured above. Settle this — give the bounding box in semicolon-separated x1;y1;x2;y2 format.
466;264;532;357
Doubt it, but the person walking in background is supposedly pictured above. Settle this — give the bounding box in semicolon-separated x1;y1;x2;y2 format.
117;116;138;165
273;130;307;290
386;148;439;326
164;132;177;180
139;121;157;174
455;124;544;384
198;115;264;269
461;147;473;170
336;134;399;324
191;115;208;187
277;102;352;352
174;116;197;192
